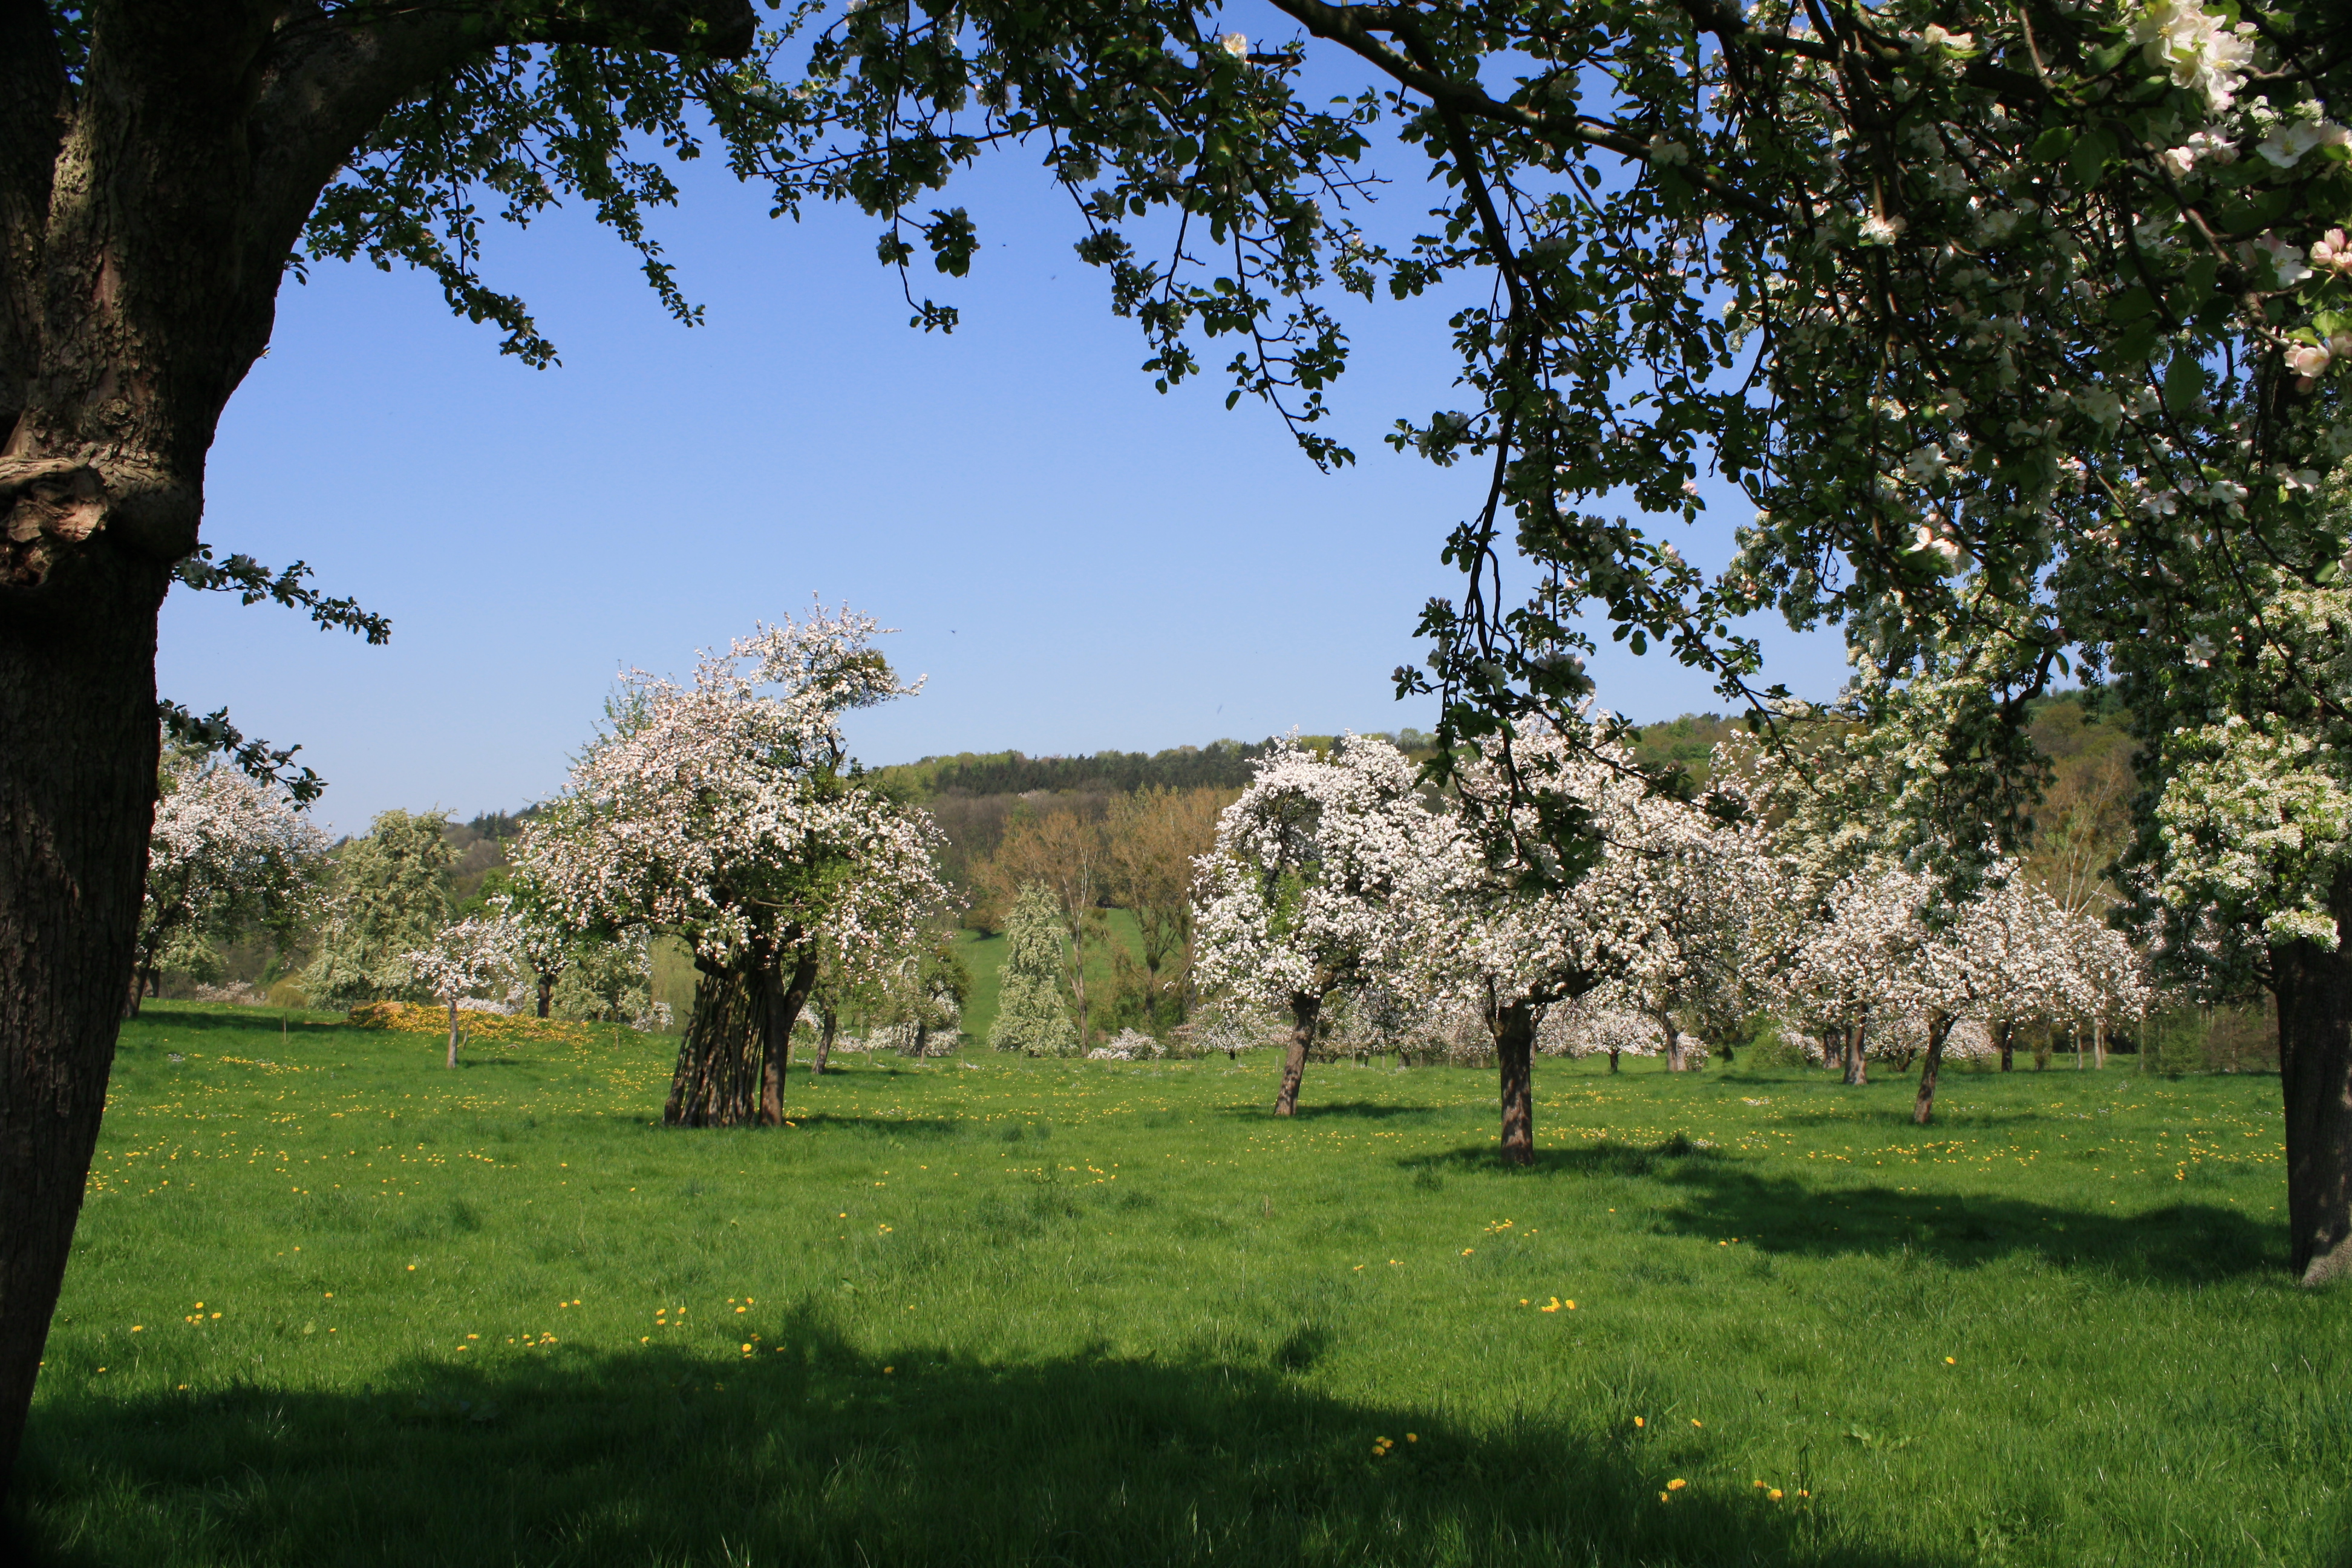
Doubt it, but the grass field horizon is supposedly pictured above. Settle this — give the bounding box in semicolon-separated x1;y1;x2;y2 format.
9;1001;2345;1566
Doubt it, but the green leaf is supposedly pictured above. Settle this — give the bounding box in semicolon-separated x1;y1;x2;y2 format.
2070;129;2118;189
2106;286;2156;324
2164;354;2205;410
2031;127;2074;165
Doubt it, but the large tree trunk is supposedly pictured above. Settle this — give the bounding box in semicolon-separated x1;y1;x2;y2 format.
536;973;554;1020
1273;990;1321;1116
0;0;760;1508
1912;1013;1955;1126
1494;1001;1537;1166
1998;1019;2014;1073
757;950;819;1126
1840;1021;1867;1085
2272;906;2352;1286
665;962;766;1126
1658;1010;1687;1072
0;555;169;1496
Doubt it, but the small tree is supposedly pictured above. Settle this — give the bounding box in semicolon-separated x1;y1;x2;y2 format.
132;753;326;1014
514;607;945;1126
403;916;521;1070
991;884;1079;1057
1432;725;1752;1161
305;810;456;1008
1195;736;1455;1116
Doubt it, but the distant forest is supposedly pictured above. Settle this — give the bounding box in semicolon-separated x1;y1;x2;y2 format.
871;732;1438;801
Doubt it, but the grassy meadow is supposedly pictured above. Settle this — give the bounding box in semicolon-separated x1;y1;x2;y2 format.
8;1002;2347;1567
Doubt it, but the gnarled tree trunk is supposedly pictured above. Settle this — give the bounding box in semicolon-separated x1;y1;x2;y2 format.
1494;1000;1537;1165
666;946;818;1128
667;962;765;1125
756;951;818;1125
1273;990;1321;1116
2272;890;2352;1286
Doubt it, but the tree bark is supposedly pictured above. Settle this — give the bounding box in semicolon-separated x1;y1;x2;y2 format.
0;555;168;1495
1841;1022;1867;1085
1998;1019;2014;1073
1607;1047;1620;1074
757;950;819;1126
1912;1013;1955;1126
665;962;764;1126
1273;990;1321;1116
1658;1010;1686;1072
536;973;553;1020
2272;901;2352;1285
445;996;461;1069
1494;1001;1537;1166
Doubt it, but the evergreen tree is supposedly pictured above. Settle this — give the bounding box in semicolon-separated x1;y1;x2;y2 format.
304;811;455;1008
990;884;1077;1057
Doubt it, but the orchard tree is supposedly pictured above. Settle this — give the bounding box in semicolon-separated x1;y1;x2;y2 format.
131;751;326;1013
512;607;944;1127
402;915;522;1070
1194;736;1457;1116
1429;725;1748;1161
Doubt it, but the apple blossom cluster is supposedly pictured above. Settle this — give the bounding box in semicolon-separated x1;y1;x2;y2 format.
509;605;946;981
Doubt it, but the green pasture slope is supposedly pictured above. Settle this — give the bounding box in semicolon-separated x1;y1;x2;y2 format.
10;1004;2347;1567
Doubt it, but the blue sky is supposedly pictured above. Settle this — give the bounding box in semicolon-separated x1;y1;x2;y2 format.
165;41;1846;835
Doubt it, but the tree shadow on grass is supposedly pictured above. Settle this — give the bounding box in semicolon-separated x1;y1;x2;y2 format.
1217;1100;1444;1123
1399;1141;2284;1283
7;1312;1941;1568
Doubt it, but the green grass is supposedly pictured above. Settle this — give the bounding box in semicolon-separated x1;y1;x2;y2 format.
10;1002;2348;1567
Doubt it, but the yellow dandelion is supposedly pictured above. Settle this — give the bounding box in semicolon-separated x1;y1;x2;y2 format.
1633;1416;1645;1428
1667;1478;1687;1491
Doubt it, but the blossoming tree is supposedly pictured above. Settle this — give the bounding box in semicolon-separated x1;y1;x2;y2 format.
1428;726;1755;1161
403;916;522;1071
1194;736;1459;1116
131;753;326;1015
512;607;945;1128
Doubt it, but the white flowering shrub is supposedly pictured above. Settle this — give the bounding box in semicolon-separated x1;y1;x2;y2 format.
1086;1028;1166;1062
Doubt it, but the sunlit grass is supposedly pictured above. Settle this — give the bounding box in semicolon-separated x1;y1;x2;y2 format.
10;1002;2346;1567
